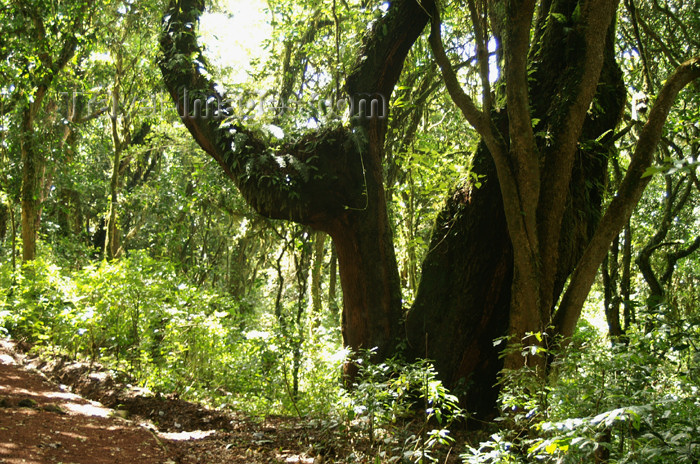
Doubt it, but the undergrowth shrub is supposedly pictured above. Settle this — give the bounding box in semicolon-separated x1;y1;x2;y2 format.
0;251;348;419
462;316;700;463
340;351;464;463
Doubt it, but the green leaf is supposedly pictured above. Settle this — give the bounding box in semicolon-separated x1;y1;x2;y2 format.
551;12;567;23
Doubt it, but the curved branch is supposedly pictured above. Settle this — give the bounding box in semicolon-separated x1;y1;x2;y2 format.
635;175;676;297
428;13;489;135
662;235;700;285
159;0;433;227
553;55;700;339
428;13;490;136
345;0;434;105
159;0;364;226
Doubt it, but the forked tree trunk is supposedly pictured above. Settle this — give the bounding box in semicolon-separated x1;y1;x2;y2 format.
407;1;626;416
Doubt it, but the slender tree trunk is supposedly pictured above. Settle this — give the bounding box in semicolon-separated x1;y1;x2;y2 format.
104;74;122;261
621;221;633;329
311;231;326;325
104;147;122;260
603;237;625;338
292;232;311;398
10;203;17;272
20;101;46;263
0;202;7;244
328;244;338;315
16;1;87;262
405;172;417;295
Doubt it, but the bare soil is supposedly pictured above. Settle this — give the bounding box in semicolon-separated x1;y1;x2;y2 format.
0;339;326;464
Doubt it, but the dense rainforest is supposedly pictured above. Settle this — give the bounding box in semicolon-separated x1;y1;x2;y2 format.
1;0;699;461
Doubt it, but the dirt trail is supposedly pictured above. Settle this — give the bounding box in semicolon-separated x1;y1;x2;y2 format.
0;343;171;464
0;340;321;464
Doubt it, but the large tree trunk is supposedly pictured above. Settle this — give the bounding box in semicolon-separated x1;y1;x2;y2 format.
408;0;626;416
327;124;403;368
159;0;432;368
406;142;512;418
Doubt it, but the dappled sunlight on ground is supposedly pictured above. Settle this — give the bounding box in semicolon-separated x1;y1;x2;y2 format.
62;400;111;417
0;340;169;464
159;429;217;440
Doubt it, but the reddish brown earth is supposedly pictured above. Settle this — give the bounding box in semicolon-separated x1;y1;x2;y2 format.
0;346;169;464
0;340;325;464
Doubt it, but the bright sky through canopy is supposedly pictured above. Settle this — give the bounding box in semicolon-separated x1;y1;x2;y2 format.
199;0;270;84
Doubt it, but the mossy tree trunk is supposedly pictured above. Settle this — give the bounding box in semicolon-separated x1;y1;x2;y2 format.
159;0;434;367
20;101;46;263
408;0;626;416
409;0;698;416
15;1;90;263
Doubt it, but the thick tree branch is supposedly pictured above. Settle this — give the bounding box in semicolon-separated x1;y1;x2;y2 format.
468;0;493;114
537;0;619;311
553;55;700;339
504;0;539;224
691;169;700;194
160;0;432;229
500;0;547;350
159;0;366;226
345;0;433;105
428;10;514;213
625;0;654;91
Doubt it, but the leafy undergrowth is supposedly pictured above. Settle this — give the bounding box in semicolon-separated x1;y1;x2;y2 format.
4;255;700;463
462;320;700;463
0;254;468;463
5;338;466;464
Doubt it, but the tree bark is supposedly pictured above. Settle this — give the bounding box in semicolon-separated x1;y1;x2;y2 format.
603;237;625;338
554;56;700;339
410;0;626;415
0;202;7;243
20;99;46;263
105;75;123;261
310;231;327;326
406;142;512;418
159;0;433;367
328;244;338;315
621;222;634;329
